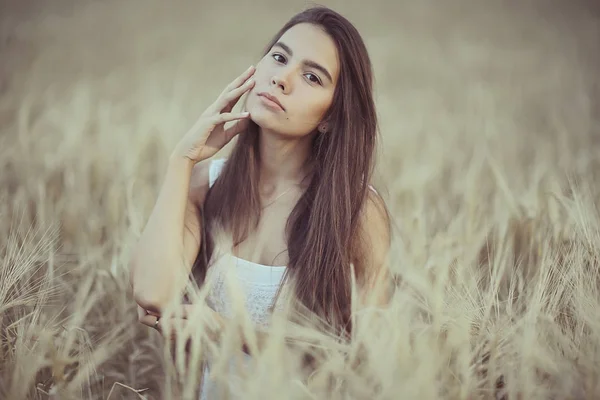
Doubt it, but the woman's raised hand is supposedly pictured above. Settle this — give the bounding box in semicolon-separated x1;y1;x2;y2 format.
172;65;256;163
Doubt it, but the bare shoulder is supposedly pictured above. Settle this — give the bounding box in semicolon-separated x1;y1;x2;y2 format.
359;186;391;271
356;185;392;305
188;159;212;207
361;186;391;246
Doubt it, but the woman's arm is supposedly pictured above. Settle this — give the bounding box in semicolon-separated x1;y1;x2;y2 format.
138;302;269;355
129;156;210;314
137;187;392;355
357;189;393;307
129;66;255;314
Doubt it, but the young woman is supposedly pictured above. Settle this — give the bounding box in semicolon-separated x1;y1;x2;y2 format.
129;5;392;397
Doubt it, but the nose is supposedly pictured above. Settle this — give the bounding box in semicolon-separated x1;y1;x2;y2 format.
270;70;292;94
271;76;286;92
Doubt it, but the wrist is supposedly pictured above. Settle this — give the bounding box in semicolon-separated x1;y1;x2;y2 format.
168;153;196;170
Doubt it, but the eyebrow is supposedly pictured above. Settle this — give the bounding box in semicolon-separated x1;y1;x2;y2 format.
272;41;334;84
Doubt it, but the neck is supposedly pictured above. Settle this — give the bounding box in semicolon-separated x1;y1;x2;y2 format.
257;127;313;188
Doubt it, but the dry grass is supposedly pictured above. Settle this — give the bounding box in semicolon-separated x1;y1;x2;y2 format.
1;0;599;398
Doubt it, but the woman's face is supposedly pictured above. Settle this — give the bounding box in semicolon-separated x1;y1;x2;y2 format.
245;23;340;137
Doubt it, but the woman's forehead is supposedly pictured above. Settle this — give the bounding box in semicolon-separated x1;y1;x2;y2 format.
276;23;340;83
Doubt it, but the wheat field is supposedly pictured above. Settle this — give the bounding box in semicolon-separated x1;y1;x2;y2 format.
1;0;600;399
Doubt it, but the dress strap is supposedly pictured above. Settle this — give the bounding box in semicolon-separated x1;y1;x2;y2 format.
208;158;227;188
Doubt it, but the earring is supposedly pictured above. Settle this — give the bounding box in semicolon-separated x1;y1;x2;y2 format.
318;123;329;133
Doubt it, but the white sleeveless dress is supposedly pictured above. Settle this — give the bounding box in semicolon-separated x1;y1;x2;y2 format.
199;158;288;399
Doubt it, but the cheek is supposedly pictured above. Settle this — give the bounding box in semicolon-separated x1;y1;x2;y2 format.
253;60;272;85
295;95;331;123
245;65;271;102
281;97;330;134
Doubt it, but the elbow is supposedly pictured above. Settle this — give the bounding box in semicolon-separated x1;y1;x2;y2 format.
129;258;168;314
132;287;166;315
131;273;172;314
129;251;187;314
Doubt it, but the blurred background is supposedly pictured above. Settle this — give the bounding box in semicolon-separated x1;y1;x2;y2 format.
1;0;599;399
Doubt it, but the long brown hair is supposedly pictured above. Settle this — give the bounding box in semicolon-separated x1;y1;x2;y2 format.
194;6;384;338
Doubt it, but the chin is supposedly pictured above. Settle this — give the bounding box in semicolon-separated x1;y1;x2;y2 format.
246;95;297;135
248;103;278;130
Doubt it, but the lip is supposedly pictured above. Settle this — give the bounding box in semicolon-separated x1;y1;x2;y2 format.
257;92;285;111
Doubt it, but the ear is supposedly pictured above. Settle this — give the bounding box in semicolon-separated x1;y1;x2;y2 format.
318;121;329;134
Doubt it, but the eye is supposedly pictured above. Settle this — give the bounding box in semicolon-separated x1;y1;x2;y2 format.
271;52;322;86
272;53;286;63
305;73;322;85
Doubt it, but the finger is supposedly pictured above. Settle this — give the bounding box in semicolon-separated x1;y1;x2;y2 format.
221;65;256;95
213;76;255;114
210;67;255;114
140;316;192;343
204;115;249;151
137;305;147;320
206;74;256;115
221;117;250;141
217;78;255;112
211;112;250;127
139;313;160;331
137;305;160;320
